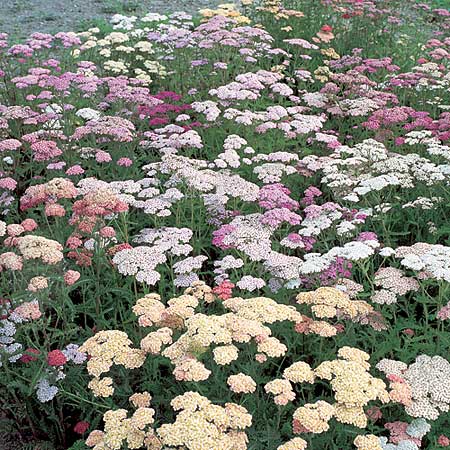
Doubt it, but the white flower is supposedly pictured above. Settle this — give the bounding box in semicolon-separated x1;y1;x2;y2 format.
328;241;375;261
379;247;395;257
76;108;101;121
400;255;425;271
236;276;266;292
36;378;58;403
300;253;332;274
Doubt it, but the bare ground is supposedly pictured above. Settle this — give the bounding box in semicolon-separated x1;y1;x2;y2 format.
0;0;223;39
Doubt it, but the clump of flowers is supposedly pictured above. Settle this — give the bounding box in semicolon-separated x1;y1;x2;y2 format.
372;267;420;305
17;235;64;264
227;373;257;393
157;392;252;449
86;398;156;449
296;286;374;322
377;355;450;420
313;347;390;428
80;330;146;397
293;400;335;433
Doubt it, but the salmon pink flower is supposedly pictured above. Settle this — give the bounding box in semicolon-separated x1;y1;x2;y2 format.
47;349;67;366
64;270;80;286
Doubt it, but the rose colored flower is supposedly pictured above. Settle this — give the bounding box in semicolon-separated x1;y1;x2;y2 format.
403;328;415;336
321;25;333;32
438;435;450;447
47;349;67;366
30;140;62;161
385;421;421;446
64;270;80;286
20;348;40;363
437;302;450;320
99;226;115;238
67;250;93;267
74;421;90;435
45;203;66;217
21;219;38;231
66;236;83;249
3;236;19;247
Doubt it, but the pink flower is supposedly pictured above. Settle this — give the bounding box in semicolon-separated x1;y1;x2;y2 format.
255;353;267;363
21;218;38;231
99;226;115;238
95;150;112;163
438;435;450;447
212;224;236;250
64;270;81;286
0;177;17;190
0;252;23;271
30;140;62;161
66;236;83;249
387;374;405;383
0;139;21;152
7;224;24;236
213;280;235;300
66;165;85;175
117;157;133;167
74;421;90;435
47;162;66;170
45;203;66;217
13;302;41;320
108;242;133;256
385;422;421;446
47;349;67;366
437;302;450;320
293;419;310;434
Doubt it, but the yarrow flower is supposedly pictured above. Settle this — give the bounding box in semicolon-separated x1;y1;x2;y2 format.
47;349;67;366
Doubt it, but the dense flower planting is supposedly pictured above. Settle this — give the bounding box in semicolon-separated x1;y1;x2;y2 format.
1;0;450;449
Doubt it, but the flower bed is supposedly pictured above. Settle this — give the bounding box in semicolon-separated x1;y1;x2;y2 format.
1;1;450;449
